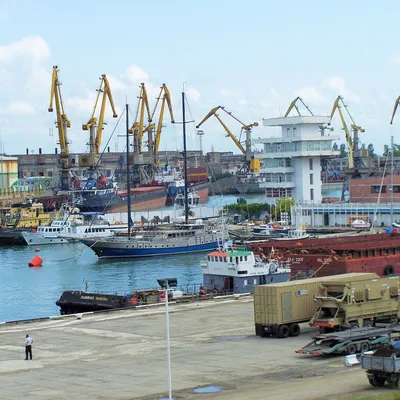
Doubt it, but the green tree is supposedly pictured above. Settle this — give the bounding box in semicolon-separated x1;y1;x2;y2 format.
383;144;389;157
339;143;347;157
367;143;375;157
332;142;339;151
273;197;295;221
237;197;247;205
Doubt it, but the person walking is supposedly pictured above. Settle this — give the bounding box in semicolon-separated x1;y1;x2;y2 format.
25;334;34;360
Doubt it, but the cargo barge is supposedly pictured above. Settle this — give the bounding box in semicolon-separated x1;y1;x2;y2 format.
250;232;400;278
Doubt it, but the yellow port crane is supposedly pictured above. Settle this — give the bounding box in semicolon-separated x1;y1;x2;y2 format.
82;74;118;167
328;96;365;169
284;96;314;117
146;84;175;165
129;83;151;156
49;65;71;190
196;106;259;171
390;95;400;124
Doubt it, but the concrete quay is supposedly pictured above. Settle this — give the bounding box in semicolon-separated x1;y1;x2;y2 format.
0;298;388;400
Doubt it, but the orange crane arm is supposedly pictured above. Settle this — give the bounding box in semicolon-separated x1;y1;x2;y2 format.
49;65;70;157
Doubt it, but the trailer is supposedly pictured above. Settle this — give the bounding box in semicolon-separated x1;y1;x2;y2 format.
361;352;400;388
310;276;400;331
254;272;378;338
296;326;400;356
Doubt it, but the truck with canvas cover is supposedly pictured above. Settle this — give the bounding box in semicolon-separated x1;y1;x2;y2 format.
310;276;400;331
254;272;378;338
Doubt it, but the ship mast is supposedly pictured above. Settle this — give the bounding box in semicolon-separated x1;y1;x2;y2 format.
182;92;189;224
126;103;132;237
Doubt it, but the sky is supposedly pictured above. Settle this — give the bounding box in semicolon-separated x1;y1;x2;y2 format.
0;0;400;156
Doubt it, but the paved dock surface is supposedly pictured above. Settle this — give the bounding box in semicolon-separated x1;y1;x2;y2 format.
0;299;392;399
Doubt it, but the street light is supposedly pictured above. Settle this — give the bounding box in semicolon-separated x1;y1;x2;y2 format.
164;279;173;400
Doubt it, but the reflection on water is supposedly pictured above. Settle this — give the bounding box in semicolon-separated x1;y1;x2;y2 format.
0;243;203;322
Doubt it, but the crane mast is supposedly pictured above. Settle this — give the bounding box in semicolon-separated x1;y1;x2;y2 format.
196;106;258;169
284;96;314;117
49;65;71;190
329;96;365;169
82;74;118;168
390;95;400;125
152;84;174;165
129;83;151;162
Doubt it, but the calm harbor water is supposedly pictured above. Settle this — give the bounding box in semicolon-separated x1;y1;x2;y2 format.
0;194;265;323
0;244;204;322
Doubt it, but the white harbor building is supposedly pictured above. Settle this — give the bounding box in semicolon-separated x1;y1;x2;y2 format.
253;115;340;203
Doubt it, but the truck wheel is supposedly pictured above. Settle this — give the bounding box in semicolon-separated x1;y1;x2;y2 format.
373;376;386;387
278;325;290;339
389;376;400;389
350;322;359;329
346;344;357;355
363;320;373;328
360;342;370;352
289;323;300;337
368;378;377;387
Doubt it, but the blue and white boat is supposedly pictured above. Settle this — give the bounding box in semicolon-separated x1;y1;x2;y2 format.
79;218;228;259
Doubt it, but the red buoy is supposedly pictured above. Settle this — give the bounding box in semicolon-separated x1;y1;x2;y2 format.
29;256;43;267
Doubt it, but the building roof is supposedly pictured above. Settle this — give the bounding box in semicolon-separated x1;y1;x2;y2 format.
262;115;330;126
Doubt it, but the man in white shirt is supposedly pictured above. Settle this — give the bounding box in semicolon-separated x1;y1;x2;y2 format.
25;334;34;360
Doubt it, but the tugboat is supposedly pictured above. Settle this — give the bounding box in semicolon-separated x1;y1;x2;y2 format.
0;201;52;246
201;242;290;294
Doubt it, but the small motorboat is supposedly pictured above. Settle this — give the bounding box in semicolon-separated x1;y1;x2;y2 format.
351;219;371;230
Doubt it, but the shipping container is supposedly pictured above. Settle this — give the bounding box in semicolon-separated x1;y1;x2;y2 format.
254;272;379;338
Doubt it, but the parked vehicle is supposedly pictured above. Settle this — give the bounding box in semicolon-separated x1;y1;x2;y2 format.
361;346;400;389
254;272;378;338
310;276;400;331
296;326;400;356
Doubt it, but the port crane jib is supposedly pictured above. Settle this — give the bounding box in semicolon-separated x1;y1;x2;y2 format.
284;96;314;117
82;74;118;167
196;106;259;170
49;65;71;190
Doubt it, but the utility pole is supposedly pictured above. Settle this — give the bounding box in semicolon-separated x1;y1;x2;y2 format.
391;135;394;225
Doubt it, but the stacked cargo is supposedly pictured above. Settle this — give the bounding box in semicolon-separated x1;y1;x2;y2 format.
254;273;379;338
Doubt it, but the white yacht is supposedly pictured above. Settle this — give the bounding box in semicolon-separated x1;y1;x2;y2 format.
21;211;127;245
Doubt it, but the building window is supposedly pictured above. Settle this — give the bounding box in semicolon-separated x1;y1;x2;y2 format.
30;172;35;177
309;158;313;170
371;185;386;193
310;174;313;185
39;172;44;177
393;185;400;193
47;171;53;177
310;188;314;200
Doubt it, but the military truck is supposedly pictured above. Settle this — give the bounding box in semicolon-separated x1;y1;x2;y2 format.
310;276;400;331
254;272;378;338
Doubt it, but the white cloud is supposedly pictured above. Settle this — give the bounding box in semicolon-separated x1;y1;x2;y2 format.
125;65;149;83
323;76;360;103
220;89;238;97
0;36;50;64
3;101;35;115
66;91;98;115
187;87;200;102
294;86;325;106
107;74;126;90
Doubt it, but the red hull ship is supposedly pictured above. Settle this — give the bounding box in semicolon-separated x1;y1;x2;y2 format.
250;232;400;279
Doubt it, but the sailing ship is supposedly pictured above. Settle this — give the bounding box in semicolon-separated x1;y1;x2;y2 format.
79;94;228;259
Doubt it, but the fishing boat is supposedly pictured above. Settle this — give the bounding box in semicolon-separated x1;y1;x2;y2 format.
275;228;310;241
201;243;290;294
21;211;127;245
351;219;371;230
78;96;228;259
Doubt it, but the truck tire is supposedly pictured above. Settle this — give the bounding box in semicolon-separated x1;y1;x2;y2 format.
278;325;290;339
350;322;359;329
372;376;386;387
360;342;370;352
289;323;300;337
368;378;376;387
346;344;357;355
389;375;400;389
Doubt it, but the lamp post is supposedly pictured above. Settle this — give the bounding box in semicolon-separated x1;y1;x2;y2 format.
164;279;172;400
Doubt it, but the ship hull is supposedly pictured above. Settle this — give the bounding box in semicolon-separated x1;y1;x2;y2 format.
0;231;27;246
76;187;167;213
81;240;219;259
234;182;264;194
